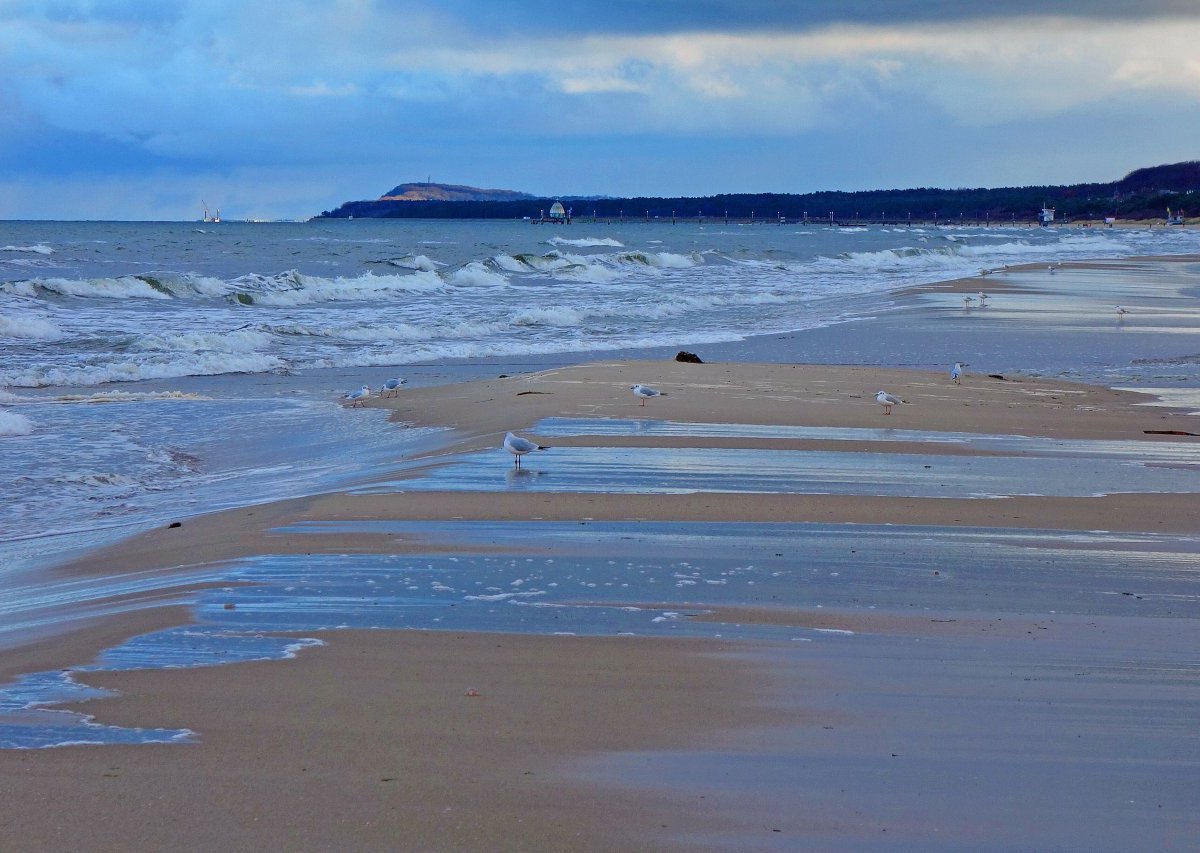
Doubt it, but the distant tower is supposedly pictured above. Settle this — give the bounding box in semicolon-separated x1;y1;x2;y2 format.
548;201;567;223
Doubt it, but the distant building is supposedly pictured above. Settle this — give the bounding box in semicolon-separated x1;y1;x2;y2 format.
549;201;567;221
1039;207;1055;226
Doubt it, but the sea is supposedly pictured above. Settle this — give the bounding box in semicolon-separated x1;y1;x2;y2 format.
3;218;1200;575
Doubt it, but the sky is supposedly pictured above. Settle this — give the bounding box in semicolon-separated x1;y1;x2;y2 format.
2;0;1199;220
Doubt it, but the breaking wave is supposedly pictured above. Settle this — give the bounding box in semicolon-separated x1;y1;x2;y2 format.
0;409;33;436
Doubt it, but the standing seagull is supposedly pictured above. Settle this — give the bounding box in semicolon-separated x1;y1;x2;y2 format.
380;377;407;397
876;390;907;415
344;385;371;407
1115;305;1128;318
951;362;967;384
503;431;548;469
977;292;989;306
962;295;975;310
631;384;666;406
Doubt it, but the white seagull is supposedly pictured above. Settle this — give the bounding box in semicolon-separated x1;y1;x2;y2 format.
344;385;371;407
1115;305;1128;318
876;390;907;415
503;431;548;469
977;291;989;305
962;295;976;309
380;377;407;397
951;362;967;384
631;384;666;406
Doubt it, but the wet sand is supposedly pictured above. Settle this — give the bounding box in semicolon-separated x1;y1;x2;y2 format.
2;257;1199;850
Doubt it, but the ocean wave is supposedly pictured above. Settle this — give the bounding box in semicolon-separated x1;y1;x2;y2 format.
133;328;275;355
372;254;441;272
447;262;510;288
0;244;53;255
615;250;703;269
52;390;205;403
0;273;229;302
0;313;62;340
511;306;585;327
503;252;577;272
547;236;624;248
550;263;622;283
0;409;34;436
233;270;447;306
4;351;288;388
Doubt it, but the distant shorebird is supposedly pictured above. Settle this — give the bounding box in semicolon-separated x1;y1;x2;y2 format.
631;384;666;406
962;295;975;309
951;362;967;384
1115;305;1128;318
977;291;989;305
503;431;548;469
380;377;407;397
343;384;370;407
876;390;907;415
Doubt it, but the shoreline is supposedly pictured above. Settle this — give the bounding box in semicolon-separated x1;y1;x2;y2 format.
2;254;1200;849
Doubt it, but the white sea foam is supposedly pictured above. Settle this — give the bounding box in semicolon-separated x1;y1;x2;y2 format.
0;313;62;340
0;409;33;436
1;244;53;255
547;236;624;248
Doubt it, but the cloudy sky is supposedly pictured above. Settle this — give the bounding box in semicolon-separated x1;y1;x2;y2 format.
2;0;1199;220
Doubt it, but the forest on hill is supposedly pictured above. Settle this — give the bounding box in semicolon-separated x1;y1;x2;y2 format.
316;162;1200;222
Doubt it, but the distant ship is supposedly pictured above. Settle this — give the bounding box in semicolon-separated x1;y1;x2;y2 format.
201;201;221;223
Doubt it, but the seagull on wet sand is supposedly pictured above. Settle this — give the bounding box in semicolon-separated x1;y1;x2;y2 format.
631;384;666;406
977;291;989;305
951;362;967;384
503;431;548;468
876;390;907;415
962;295;975;309
344;385;370;407
380;377;407;397
1115;305;1128;318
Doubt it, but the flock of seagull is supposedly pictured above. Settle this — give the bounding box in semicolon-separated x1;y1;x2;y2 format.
341;376;407;407
339;370;976;467
343;260;1126;468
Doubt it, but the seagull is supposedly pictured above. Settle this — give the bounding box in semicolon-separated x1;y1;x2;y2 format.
977;291;989;305
344;385;370;407
379;377;407;397
951;362;967;384
631;384;666;406
979;268;990;277
876;390;907;415
1115;305;1128;318
962;295;975;309
503;431;548;469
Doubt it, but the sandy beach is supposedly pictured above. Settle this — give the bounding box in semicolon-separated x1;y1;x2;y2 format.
3;257;1200;850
